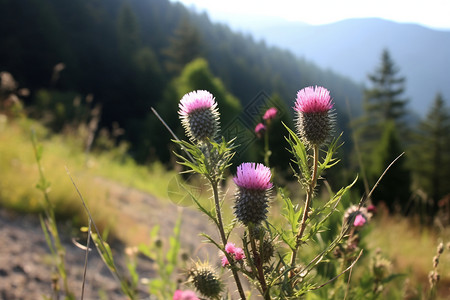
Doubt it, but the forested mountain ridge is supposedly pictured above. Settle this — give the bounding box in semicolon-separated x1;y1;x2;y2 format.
0;0;363;162
234;17;450;114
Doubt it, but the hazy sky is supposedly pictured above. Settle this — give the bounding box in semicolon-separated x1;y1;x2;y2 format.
170;0;450;30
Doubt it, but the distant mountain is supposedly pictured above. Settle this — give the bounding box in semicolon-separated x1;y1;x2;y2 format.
229;17;450;115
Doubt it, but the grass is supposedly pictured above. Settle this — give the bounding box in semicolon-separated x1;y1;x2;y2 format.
1;115;449;298
0;116;177;241
366;211;450;298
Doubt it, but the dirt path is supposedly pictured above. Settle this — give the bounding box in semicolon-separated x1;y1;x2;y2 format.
0;177;224;300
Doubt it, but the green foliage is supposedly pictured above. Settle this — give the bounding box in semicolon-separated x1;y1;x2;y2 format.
138;214;184;299
369;121;411;212
31;131;75;300
163;16;204;75
409;93;450;214
0;0;362;164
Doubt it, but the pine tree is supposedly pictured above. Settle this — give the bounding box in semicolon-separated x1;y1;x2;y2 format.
163;17;203;75
364;49;409;125
353;49;411;198
370;121;411;213
410;93;450;215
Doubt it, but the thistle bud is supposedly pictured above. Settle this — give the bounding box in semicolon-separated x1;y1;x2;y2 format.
189;264;222;299
178;90;219;143
294;86;334;147
233;163;272;226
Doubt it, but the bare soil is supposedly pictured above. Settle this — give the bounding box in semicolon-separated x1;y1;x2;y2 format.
0;177;221;300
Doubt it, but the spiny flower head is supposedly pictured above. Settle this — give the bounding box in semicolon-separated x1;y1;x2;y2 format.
233;163;272;225
178;90;219;142
189;263;222;299
233;163;273;190
294;86;333;113
294;86;334;147
263;107;278;121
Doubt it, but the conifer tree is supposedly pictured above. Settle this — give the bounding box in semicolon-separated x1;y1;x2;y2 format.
355;50;409;146
353;49;411;210
370;121;411;213
163;17;203;75
410;93;450;215
364;49;409;125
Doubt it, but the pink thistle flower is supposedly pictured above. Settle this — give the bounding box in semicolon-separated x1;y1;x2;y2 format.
353;214;367;227
221;256;229;267
294;86;335;147
233;163;272;225
233;163;273;190
173;290;199;300
234;247;245;261
178;90;220;142
255;122;266;138
263;107;278;121
294;86;333;114
179;90;216;116
225;242;236;254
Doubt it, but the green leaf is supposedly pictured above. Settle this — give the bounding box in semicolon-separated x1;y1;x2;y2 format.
318;133;343;177
283;122;311;183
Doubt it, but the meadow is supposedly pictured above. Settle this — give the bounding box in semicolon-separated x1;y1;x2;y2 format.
0;102;449;299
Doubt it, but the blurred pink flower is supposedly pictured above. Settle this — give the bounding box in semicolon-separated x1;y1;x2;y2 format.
173;289;199;300
225;242;236;254
353;214;366;227
263;107;278;120
255;122;266;137
234;247;245;261
233;162;273;190
294;86;333;114
221;256;229;267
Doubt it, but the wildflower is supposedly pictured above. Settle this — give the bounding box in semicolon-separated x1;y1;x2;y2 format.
189;264;222;298
221;256;229;267
225;242;236;254
353;214;366;227
263;107;278;121
173;290;200;300
233;163;272;225
234;247;245;261
178;90;219;142
294;86;334;147
255;122;266;138
344;205;370;227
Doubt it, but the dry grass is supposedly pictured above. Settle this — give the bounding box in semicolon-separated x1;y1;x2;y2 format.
367;210;450;297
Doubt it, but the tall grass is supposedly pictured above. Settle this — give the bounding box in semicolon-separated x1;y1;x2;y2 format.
0;117;177;242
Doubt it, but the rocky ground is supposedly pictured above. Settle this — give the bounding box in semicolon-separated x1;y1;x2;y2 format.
0;178;222;300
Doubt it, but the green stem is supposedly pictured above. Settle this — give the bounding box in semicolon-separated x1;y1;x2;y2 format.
211;180;247;300
264;128;270;167
31;133;74;299
289;144;319;277
249;227;270;299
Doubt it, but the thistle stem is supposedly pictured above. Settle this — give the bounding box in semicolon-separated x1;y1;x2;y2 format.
249;227;269;299
289;144;319;277
264;128;270;168
211;180;247;300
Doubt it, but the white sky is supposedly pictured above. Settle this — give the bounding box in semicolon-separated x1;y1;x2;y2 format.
171;0;450;29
